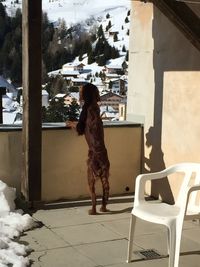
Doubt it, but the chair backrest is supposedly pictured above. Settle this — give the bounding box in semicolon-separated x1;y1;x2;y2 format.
172;163;200;208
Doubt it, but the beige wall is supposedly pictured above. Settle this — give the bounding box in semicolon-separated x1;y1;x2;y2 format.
0;132;22;192
127;1;200;202
42;126;142;201
127;1;154;127
0;125;142;202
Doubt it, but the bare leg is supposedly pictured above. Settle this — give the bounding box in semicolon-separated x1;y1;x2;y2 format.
87;166;97;215
100;177;109;212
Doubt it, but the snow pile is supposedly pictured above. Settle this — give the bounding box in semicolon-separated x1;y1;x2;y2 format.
0;181;36;267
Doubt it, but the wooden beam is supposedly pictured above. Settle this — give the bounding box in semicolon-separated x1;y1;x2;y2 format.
22;0;42;201
146;0;200;51
0;87;6;124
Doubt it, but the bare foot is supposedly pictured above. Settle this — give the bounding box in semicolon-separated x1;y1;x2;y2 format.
100;206;109;212
88;209;97;215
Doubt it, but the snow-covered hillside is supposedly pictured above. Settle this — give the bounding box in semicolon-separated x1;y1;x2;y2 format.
3;0;130;24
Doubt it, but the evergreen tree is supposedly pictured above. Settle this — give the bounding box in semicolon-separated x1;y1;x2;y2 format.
83;39;92;55
125;50;129;61
106;21;112;32
122;45;126;52
0;3;6;18
67;99;80;121
121;25;124;30
101;72;106;81
90;33;96;42
94;38;105;56
109;81;113;89
103;41;112;61
106;13;110;19
125;17;129;23
95;72;99;77
113;32;118;42
97;55;106;66
111;47;119;59
79;51;83;61
88;51;95;64
127;10;131;16
127;29;130;35
44;98;69;122
99;71;106;81
122;61;128;70
97;24;104;38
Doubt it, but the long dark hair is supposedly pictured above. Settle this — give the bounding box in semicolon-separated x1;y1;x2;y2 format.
76;83;100;135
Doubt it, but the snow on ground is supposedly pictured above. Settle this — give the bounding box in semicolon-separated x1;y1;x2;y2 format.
0;180;36;267
3;0;130;25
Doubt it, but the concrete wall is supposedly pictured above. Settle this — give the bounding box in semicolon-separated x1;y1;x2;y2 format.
0;132;22;192
0;124;142;202
127;1;200;203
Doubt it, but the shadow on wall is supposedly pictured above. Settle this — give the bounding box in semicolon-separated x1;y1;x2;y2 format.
144;126;174;204
144;4;200;204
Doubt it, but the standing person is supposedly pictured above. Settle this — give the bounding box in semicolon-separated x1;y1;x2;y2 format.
66;83;110;215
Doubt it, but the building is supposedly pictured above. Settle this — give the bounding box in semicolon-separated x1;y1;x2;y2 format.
70;78;87;88
42;90;49;107
100;91;125;111
108;78;128;95
104;64;123;75
127;0;200;202
0;76;17;97
62;62;85;73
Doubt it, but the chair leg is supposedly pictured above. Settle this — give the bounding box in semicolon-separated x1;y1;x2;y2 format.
168;222;182;267
167;228;170;255
126;214;136;263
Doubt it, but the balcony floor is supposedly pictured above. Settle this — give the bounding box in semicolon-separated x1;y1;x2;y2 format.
20;199;200;267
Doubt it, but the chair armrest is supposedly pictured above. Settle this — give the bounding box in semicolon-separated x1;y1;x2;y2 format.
185;184;200;211
134;166;178;207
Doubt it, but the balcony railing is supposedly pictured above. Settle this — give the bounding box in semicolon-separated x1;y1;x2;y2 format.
0;122;142;202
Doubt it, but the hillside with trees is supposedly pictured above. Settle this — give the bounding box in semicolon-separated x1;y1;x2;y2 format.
0;3;126;86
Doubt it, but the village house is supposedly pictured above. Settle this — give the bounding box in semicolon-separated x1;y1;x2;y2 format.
48;62;85;79
100;91;125;111
100;105;118;121
0;76;17;97
118;100;127;121
62;62;85;73
64;92;80;105
108;77;128;95
70;77;87;88
41;90;49;108
104;64;123;75
108;26;119;36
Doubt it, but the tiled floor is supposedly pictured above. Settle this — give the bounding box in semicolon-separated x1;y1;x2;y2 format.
20;200;200;267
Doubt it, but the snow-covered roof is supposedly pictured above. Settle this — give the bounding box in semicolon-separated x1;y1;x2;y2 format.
48;69;62;76
55;93;67;98
105;65;122;69
100;91;123;98
68;92;79;100
106;74;121;78
109;26;119;33
100;105;117;113
0;76;17;94
2;94;13;109
71;78;87;83
63;62;85;68
3;111;17;124
42;90;49;96
61;70;79;75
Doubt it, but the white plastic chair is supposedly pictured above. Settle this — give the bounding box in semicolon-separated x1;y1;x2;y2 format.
127;163;200;267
